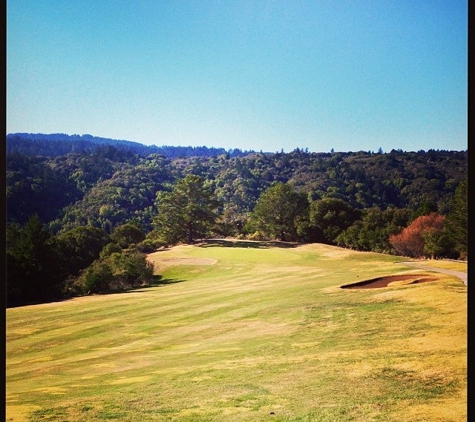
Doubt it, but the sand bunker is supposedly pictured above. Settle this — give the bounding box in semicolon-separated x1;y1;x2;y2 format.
341;274;438;289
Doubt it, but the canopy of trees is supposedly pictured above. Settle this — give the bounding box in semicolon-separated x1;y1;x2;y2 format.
56;226;111;275
6;134;467;306
389;213;452;259
7;133;253;158
310;198;361;244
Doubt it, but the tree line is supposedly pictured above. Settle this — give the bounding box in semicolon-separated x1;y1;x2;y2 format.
149;175;466;258
6;133;253;158
6;142;467;306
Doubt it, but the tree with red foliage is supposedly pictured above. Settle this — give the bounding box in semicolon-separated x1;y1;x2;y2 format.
389;212;447;258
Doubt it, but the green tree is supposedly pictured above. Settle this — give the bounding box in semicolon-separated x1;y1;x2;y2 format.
411;199;438;220
445;178;467;259
152;175;219;244
110;223;145;248
310;198;361;244
422;228;454;260
336;207;411;252
6;214;65;306
249;182;309;241
57;226;110;275
216;205;248;237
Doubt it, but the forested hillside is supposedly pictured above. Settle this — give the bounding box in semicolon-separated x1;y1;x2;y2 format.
6;133;252;158
6;134;467;306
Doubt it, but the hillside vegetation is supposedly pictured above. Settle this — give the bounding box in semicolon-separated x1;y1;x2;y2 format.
6;133;253;158
6;134;467;306
6;241;467;421
7;135;466;230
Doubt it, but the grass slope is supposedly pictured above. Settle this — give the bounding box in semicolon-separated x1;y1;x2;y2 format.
6;241;466;421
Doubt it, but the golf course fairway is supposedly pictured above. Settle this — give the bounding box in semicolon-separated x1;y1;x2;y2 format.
6;240;467;421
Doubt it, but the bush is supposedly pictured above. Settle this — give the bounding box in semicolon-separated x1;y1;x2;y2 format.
247;231;268;241
80;260;114;294
77;250;154;294
108;251;154;286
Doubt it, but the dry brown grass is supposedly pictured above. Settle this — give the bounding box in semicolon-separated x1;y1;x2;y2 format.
6;242;466;421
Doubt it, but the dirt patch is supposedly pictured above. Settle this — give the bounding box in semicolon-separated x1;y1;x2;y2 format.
341;274;439;289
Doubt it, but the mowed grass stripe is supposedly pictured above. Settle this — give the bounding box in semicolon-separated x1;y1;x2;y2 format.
6;242;466;421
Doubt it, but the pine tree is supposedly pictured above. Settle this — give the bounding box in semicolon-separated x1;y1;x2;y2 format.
152;175;219;244
445;179;467;259
250;182;309;241
7;214;65;305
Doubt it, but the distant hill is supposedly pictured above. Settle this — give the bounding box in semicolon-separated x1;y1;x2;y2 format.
6;133;467;308
6;133;253;158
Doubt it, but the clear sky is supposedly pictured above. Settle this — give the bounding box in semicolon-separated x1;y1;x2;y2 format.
7;0;467;153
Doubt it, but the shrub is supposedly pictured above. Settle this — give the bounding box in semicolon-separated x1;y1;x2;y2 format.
108;251;154;286
80;260;114;294
248;231;267;241
77;250;154;294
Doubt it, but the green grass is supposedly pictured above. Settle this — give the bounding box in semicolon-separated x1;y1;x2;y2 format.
6;241;466;421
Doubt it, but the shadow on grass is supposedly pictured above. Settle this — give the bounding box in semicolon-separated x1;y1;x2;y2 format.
150;275;185;286
107;276;186;294
198;238;299;249
6;277;186;308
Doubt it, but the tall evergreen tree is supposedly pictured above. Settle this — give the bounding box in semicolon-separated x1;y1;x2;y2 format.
249;182;309;241
6;214;65;306
445;178;467;258
152;175;219;244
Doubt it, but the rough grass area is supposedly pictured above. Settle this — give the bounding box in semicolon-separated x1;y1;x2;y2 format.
6;240;466;421
407;259;467;272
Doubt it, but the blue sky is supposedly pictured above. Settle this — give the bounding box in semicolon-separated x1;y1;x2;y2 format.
7;0;467;152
